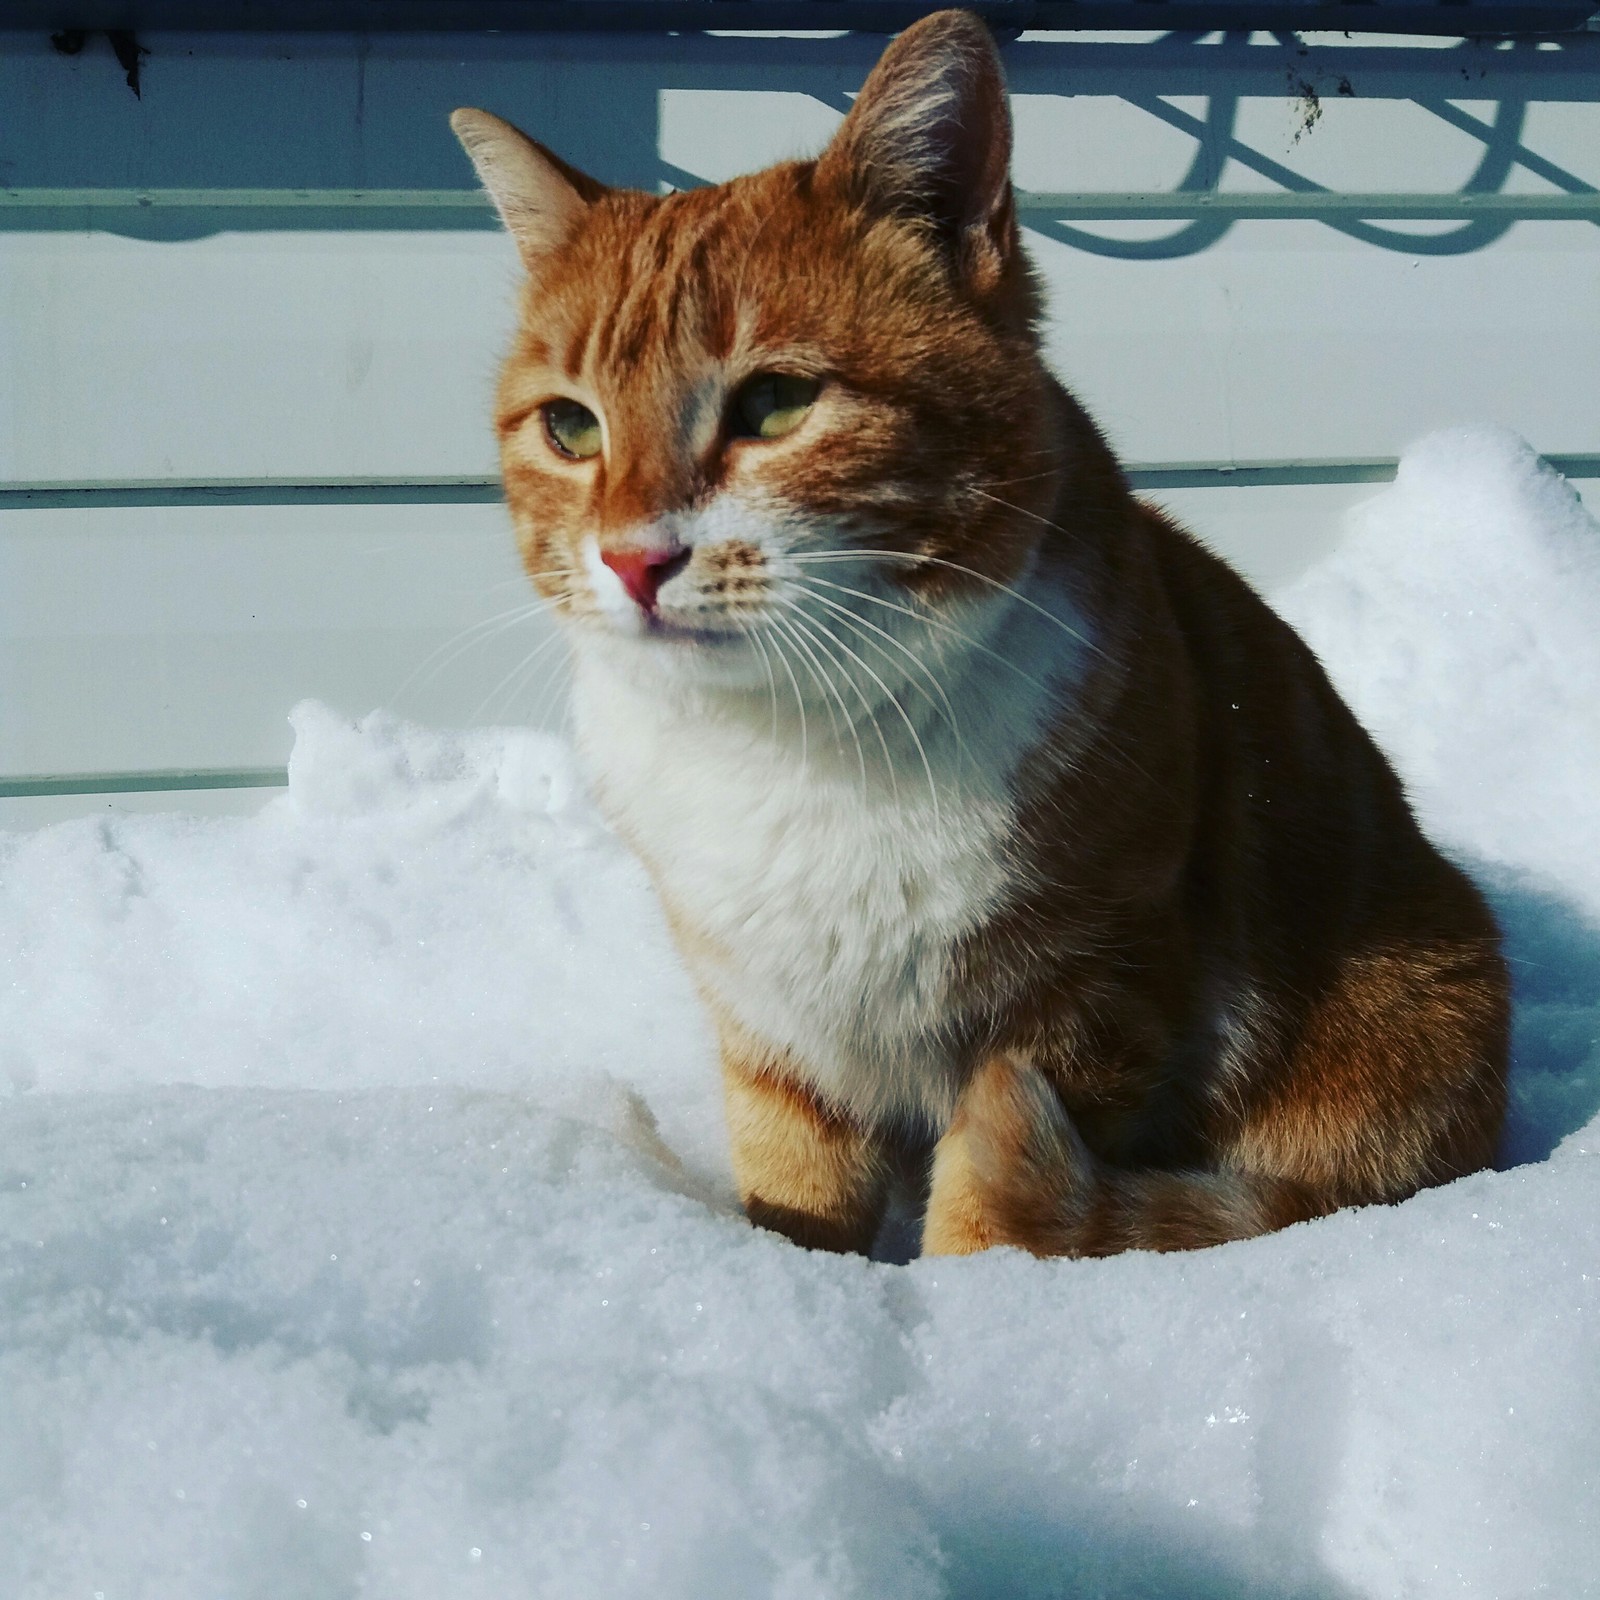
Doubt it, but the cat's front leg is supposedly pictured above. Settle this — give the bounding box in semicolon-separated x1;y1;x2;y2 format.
718;1027;890;1255
925;1053;1321;1258
923;1053;1093;1256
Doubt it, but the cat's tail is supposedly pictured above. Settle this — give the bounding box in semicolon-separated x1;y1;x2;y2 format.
923;1054;1329;1258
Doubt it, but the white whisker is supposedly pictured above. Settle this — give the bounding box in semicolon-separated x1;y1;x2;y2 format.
794;583;965;758
779;604;885;799
467;620;574;725
788;571;1054;698
786;547;1102;659
768;608;865;788
779;600;929;818
796;605;941;826
745;621;782;745
388;596;553;707
760;613;811;774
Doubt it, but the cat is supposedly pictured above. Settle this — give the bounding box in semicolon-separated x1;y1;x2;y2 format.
450;9;1509;1258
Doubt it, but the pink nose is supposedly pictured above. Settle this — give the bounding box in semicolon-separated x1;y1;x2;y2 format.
600;545;690;613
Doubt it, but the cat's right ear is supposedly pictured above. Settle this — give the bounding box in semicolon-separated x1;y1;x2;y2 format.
450;109;605;274
816;11;1017;299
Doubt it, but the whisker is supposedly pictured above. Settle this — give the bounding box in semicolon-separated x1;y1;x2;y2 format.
787;572;1054;699
479;642;567;729
387;595;557;707
769;607;867;789
984;467;1066;491
523;631;577;732
519;626;582;728
795;606;942;826
740;618;782;745
760;613;811;774
467;620;574;725
795;586;967;779
769;607;869;789
767;606;853;757
777;604;883;800
968;486;1071;533
731;205;784;316
785;547;1102;660
481;565;583;600
786;554;1162;793
778;601;917;817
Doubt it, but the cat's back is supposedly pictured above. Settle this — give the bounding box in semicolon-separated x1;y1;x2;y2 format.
1119;496;1501;958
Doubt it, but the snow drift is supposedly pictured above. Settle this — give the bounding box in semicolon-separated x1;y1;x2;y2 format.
2;427;1596;1598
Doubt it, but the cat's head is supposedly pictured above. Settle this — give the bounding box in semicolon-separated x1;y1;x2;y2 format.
453;10;1069;698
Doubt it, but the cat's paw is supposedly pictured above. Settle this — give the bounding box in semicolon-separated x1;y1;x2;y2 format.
923;1054;1094;1256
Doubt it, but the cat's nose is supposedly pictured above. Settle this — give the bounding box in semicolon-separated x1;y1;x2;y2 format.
600;545;691;614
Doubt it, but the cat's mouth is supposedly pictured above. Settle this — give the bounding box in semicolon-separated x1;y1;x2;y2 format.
583;598;757;651
638;612;747;645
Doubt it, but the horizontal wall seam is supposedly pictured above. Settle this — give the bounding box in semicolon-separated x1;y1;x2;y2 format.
6;454;1597;794
0;479;508;509
1017;191;1600;218
2;189;1598;222
0;768;289;799
5;458;1599;509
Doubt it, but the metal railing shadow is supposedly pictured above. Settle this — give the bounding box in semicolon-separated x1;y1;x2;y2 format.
2;28;1596;253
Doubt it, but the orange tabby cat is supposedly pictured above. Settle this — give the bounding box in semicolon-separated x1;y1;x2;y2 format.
451;10;1509;1258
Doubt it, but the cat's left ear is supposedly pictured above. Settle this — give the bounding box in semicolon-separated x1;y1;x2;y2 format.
817;10;1017;298
451;109;606;275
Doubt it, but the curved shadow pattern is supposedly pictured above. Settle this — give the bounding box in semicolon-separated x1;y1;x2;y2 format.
4;30;1594;255
1331;92;1524;255
1029;66;1244;261
1018;36;1595;260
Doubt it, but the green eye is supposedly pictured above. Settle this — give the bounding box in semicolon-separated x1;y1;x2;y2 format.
543;399;603;460
732;373;820;441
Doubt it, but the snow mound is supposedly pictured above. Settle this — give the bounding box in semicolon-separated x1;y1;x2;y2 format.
1277;426;1600;904
2;430;1598;1598
0;701;726;1180
1278;427;1600;1169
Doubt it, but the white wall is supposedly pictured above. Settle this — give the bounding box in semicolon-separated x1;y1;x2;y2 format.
3;25;1597;823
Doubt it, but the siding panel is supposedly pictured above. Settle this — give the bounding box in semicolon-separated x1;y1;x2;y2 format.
3;26;1596;796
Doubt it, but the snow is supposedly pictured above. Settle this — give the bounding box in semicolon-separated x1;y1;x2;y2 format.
2;426;1597;1599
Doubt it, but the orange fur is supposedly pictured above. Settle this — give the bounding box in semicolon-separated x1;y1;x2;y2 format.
453;10;1510;1260
718;1015;890;1255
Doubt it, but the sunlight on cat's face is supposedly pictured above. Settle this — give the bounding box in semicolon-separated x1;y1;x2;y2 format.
494;209;1041;702
504;330;869;683
454;93;1060;700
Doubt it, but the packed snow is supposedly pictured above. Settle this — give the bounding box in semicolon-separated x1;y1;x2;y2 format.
2;427;1596;1599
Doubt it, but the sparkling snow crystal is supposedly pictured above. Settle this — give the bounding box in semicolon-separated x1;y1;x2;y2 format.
2;429;1596;1598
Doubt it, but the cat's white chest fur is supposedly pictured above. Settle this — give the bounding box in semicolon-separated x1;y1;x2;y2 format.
571;652;1031;1128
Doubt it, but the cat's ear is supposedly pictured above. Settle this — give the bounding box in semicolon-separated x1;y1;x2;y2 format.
450;109;606;274
817;11;1017;295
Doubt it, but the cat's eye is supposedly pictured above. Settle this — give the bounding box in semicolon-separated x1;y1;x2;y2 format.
543;399;603;460
731;373;821;442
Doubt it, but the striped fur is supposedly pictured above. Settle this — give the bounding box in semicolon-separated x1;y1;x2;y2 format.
453;10;1509;1259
